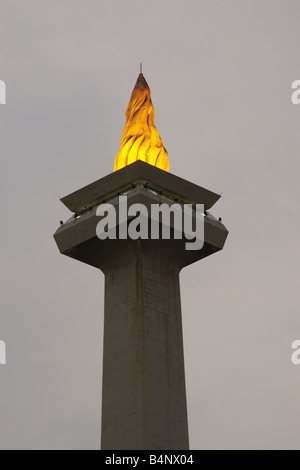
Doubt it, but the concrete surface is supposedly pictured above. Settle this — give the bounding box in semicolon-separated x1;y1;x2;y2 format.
60;160;221;214
54;164;228;449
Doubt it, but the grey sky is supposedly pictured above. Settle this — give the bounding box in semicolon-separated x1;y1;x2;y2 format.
0;0;299;450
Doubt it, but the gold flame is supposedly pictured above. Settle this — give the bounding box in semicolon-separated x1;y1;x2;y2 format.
114;73;169;172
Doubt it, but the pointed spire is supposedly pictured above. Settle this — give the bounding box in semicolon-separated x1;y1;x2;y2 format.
133;72;150;91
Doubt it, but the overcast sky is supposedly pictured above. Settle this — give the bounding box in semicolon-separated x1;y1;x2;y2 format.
0;0;299;450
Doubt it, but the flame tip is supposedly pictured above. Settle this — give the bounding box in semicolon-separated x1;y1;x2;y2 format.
114;72;169;173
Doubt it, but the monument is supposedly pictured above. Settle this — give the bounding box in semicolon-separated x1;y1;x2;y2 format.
54;71;228;450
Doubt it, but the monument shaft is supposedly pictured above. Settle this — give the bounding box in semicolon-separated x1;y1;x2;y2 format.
101;241;188;449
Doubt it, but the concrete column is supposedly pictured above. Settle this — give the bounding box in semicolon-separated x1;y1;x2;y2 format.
101;241;189;450
54;161;228;451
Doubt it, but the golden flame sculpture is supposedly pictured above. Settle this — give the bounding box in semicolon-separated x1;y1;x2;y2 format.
114;73;169;172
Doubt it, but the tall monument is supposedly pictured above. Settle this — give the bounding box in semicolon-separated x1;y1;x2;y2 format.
54;72;228;450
